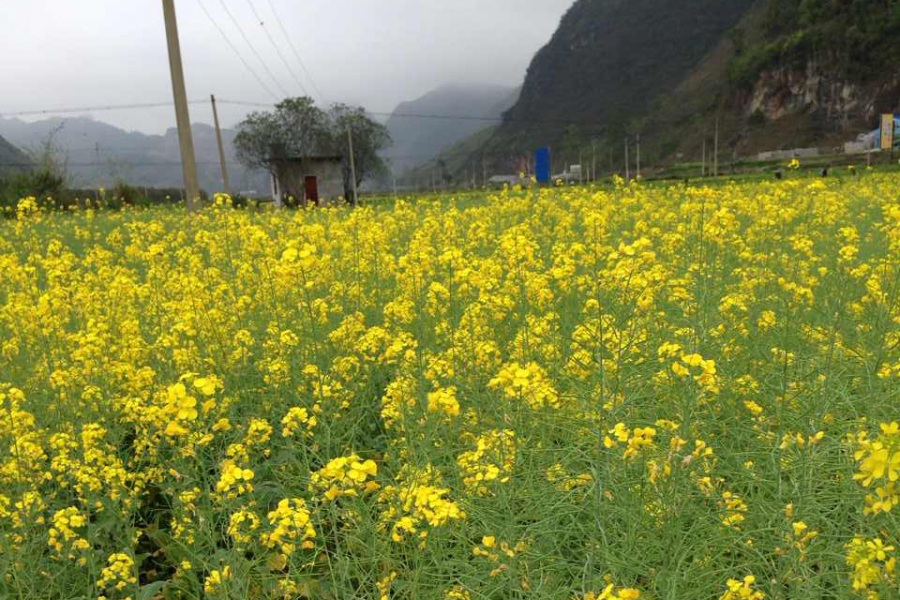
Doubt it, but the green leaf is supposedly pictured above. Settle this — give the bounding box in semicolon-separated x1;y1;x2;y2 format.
137;580;166;600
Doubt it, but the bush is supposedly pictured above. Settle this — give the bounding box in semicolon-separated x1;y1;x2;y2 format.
0;168;67;214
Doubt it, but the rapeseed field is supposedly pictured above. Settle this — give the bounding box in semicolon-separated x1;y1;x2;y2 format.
0;176;898;600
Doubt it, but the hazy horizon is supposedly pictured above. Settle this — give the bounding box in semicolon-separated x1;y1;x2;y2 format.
1;0;573;135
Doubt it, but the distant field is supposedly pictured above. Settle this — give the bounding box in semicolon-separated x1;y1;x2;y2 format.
1;176;898;600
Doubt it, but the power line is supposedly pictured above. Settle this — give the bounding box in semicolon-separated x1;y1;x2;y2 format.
213;99;612;126
264;0;326;104
0;161;246;167
195;0;279;100
0;100;209;118
214;0;290;98
243;0;309;97
4;97;617;127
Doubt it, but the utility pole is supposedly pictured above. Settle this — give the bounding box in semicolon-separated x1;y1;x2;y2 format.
347;125;359;205
592;139;597;183
162;0;200;211
714;117;720;178
392;175;397;197
702;136;706;177
210;95;230;193
94;143;102;204
636;134;641;179
625;137;630;181
482;154;487;188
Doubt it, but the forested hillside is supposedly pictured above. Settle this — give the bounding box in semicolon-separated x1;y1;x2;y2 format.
468;0;900;173
494;0;755;154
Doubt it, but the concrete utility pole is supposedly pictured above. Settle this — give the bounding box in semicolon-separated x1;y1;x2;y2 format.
636;134;641;179
592;139;597;183
347;125;359;205
625;137;630;181
702;136;706;177
714;117;720;178
482;154;487;188
162;0;200;211
210;95;230;193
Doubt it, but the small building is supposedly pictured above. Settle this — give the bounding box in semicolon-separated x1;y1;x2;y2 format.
270;155;344;208
487;174;528;187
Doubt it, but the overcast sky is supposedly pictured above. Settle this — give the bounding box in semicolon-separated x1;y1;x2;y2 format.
1;0;573;134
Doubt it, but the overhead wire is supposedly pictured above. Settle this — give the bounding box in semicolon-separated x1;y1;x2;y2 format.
214;100;605;126
4;98;624;128
214;0;291;98
1;101;208;118
195;0;280;100
263;0;327;104
243;0;309;97
0;161;246;167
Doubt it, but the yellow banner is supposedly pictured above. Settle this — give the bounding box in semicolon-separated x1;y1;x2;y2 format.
882;114;895;150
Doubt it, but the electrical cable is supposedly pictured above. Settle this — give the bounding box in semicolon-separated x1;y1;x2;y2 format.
243;0;309;97
264;0;327;104
215;0;291;98
195;0;280;100
1;100;208;118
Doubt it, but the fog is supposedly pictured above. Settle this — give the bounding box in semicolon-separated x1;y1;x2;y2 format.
1;0;573;133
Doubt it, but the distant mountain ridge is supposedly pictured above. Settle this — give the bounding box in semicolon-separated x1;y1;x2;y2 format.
384;83;519;174
0;135;31;175
0;116;270;192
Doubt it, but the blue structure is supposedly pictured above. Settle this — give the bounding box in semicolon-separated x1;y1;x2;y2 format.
871;115;900;149
535;147;551;184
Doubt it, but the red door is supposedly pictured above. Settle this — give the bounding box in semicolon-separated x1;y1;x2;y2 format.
304;176;319;206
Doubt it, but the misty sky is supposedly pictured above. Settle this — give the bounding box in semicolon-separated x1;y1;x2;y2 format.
1;0;573;134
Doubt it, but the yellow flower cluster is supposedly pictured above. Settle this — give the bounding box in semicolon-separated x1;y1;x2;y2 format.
457;429;516;494
720;575;765;600
48;507;90;563
227;508;260;547
671;353;719;393
96;552;136;593
379;466;465;543
604;423;657;459
427;386;461;418
489;362;560;409
845;537;896;597
264;498;316;558
579;585;641;600
853;422;900;514
204;565;231;596
281;406;317;438
310;455;379;501
215;460;255;499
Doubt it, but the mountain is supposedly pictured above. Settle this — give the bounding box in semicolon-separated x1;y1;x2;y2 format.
0;116;270;193
474;0;900;173
0;135;31;175
489;0;755;157
384;83;519;174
